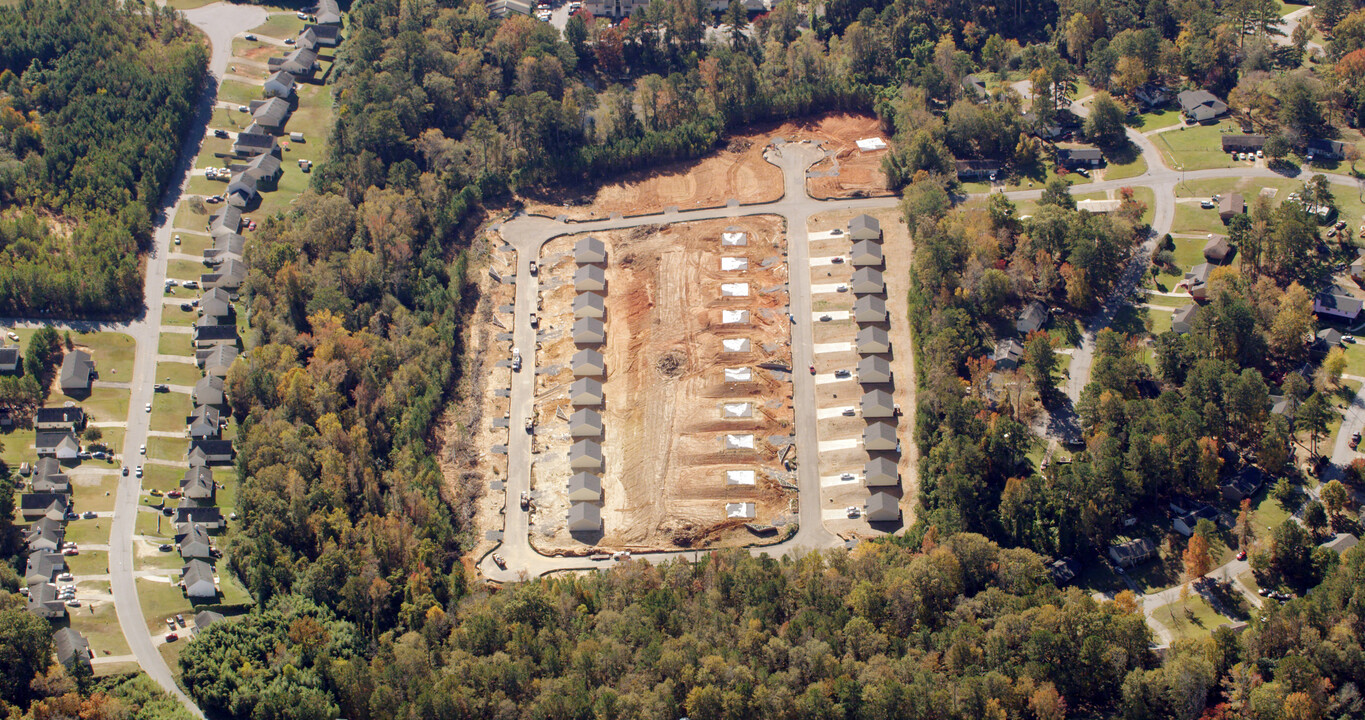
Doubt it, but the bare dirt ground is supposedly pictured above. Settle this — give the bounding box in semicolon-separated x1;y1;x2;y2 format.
520;114;890;219
530;216;795;552
439;232;516;569
805;208;918;538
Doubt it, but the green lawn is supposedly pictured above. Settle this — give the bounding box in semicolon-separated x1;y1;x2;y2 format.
70;472;120;513
0;428;35;468
156;361;205;387
138;578;196;635
1152;593;1236;642
55;387;129;425
66;549;109;576
142;463;187;495
1148;309;1173;336
63;519;111;547
250;13;306;39
150;391;193;434
136;509;176;541
162;304;199;328
1154;120;1243;171
1105;152;1148;181
29;332;140;381
175;231;213;257
1249;486;1293;546
146;436;187;462
1172;204;1232;237
158;334;196;358
65;596;131;658
1342;342;1365;377
1145;293;1191;309
173;201;211;233
1132;108;1184;132
217;80;260;109
191;136;234;173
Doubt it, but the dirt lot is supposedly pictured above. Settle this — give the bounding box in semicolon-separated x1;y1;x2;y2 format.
804;208;917;538
530;216;795;551
521;114;891;219
802;115;894;200
440;232;516;566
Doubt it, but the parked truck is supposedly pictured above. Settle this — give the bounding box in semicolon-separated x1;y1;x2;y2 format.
512;348;522;371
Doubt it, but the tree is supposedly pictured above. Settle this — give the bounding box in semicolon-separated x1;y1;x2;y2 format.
82;426;102;442
1322;347;1347;387
1320;479;1349;520
1235;498;1253;548
1184;532;1213;584
1023;334;1058;396
1040;176;1074;209
724;0;748;51
1270;519;1315;585
1272;477;1297;506
1303;500;1328;535
1297;392;1332;456
1084;92;1127;149
0;607;55;706
1264;135;1291;164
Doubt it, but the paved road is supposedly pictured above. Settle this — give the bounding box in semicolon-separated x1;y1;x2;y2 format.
102;3;268;715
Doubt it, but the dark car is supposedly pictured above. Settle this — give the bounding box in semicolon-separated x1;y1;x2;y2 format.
213;129;228;139
158;544;173;552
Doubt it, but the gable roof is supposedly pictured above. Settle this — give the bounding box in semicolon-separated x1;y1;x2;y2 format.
53;628;91;670
182;559;216;597
861;389;895;417
1057;146;1103;163
568;408;603;436
59;350;93;388
1172;304;1198;333
571;349;605;376
856;326;890;354
572;317;606;345
195;609;227;631
181;466;216;501
865;491;899;522
35;431;79;453
179;522;213;558
316;0;343;24
570;377;603;405
992;338;1025;366
193;375;226;406
567;501;601;531
278;47;319;75
1016;301;1047;334
35;407;84;426
1316;291;1364;318
864;456;898;485
252;97;292;129
1203;235;1231;261
850;240;884;265
863;421;898;450
575;236;606;263
856;355;892;383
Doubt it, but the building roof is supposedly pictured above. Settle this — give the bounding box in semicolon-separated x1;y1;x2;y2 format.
569;439;603;465
194;376;226;406
179;522;213;559
182;559;216;598
853;294;887;321
571;349;605;376
865;491;899;522
856;326;890;354
1016;301;1047;334
864;456;898;485
1316;291;1364;318
1322;533;1359;554
1109;537;1157;565
1172;304;1198;334
850;240;884;266
1308;138;1349;158
568;472;602;500
849;214;881;239
233;131;277;156
277;47;318;76
573;292;605;318
24;551;65;584
1221;134;1266;151
189;438;234;458
25;517;64;550
316;0;342;24
857;355;892;383
1318;328;1344;347
861;389;895;417
1178;89;1228;119
195;609;226;631
1186;262;1212;285
567;501;601;532
572;317;606;345
181;466;216;501
992;338;1025;366
863;421;898;450
245;152;282;180
1203;235;1231;262
26;583;66;618
200;288;234;320
199;345;239;375
574;265;606;290
59;350;93;389
252;97;292;129
35;431;79;454
264;70;295;92
53;627;91;670
850;267;885;294
1219;193;1245;216
568;408;603;437
0;346;18;368
570;377;604;405
1057;146;1103;163
188;404;222;438
174;504;223;529
210;207;242;236
575;236;606;264
1049;557;1081;585
194;324;239;344
35;407;84;426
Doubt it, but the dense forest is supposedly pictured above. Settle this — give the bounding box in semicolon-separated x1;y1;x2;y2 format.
0;0;206;315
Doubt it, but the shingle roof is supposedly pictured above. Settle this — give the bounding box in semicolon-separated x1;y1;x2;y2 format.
252;97;291;129
182;559;216;598
59;350;93;389
575;237;606;263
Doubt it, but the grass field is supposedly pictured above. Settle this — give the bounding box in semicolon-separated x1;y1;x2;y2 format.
1172;203;1232;236
175;232;213;257
162;304;199;328
71;472;120;513
217;80;261;109
1131;108;1184;132
1105;153;1148;181
1154;120;1242;171
64;519;110;547
1152;593;1236;642
65;597;131;658
138;577;196;636
66;549;109;576
173;201;212;232
156;362;205;388
0;428;34;468
250;13;307;39
151;391;194;434
158;334;196;358
55;387;129;425
142;463;186;495
136;509;176;541
146;436;187;462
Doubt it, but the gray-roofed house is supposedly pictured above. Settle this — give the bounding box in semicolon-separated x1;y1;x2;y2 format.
1049;557;1082;585
250;97;292;133
181;466;216;502
850;267;885;295
1016;302;1047;335
179;523;213;560
850;240;883;267
1221;134;1266;153
263;70;295;98
209;207;242;237
571;349;605;377
1185;263;1212;300
865;491;900;522
26;583;66;619
856;326;891;355
243;152;282;186
232;129;277;157
955;159;1003;180
1172;304;1199;334
316;0;343;24
1174;504;1221;537
194;376;226;407
962;74;988;102
59;350;93;394
53;627;91;673
1317;328;1344;351
25;518;64;552
1308;139;1350;160
193;323;239;348
198;345;239;378
575;236;607;264
174;502;224;531
31;470;70;495
853;295;888;323
568;502;601;533
1056;146;1104;168
0;346;18;373
863;421;898;451
201;258;247;293
35;431;80;460
187;405;222;439
1178;89;1228;123
570;378;604;406
20;493;68;522
195;610;226;632
1109;537;1157;567
298;25;339;50
1322;533;1360;554
864;456;898;487
1315;291;1364;321
35;407;84;432
24;551;65;586
573;292;605;319
849;214;881;241
572;317;606;345
569;440;604;471
857;355;892;384
276;47;319;78
993;338;1025;370
574;265;606;292
1220;465;1264;503
199;288;234;323
567;473;602;502
569;408;603;437
182;560;217;600
1219;193;1245;222
188;439;235;465
861;389;895;418
204;233;246;265
1204;235;1231;263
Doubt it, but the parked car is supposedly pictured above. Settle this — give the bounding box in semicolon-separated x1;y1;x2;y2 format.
122;466;129;476
284;37;295;45
57;572;73;581
165;633;178;642
155;384;169;392
158;544;173;552
162;507;173;516
136;466;143;478
145;402;152;413
82;511;96;520
183;280;199;289
206;195;222;204
167;490;181;499
213;129;228;139
1200;200;1215;209
66;599;81;607
243;33;256;40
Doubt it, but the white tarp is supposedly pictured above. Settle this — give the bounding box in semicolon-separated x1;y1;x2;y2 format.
724;403;753;418
725;434;755;449
1076;198;1121;213
726;470;756;485
721;257;749;271
722;309;749;324
856;137;888;152
722;283;750;297
724;367;752;381
726;502;756;519
722;338;751;352
722;232;747;246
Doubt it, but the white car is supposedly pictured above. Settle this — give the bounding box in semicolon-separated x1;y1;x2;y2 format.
5;331;16;341
145;403;152;413
846;506;861;518
139;443;146;454
136;466;143;478
57;572;73;581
